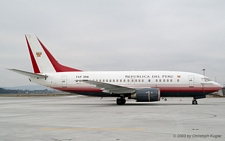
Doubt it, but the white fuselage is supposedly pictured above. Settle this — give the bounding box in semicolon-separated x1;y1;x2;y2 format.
30;71;221;97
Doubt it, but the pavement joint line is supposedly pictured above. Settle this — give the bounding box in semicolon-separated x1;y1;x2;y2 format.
40;127;146;131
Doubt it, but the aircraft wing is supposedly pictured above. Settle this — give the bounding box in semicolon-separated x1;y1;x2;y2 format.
8;69;48;79
82;80;136;94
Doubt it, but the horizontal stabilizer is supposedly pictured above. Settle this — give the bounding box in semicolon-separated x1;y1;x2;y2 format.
8;69;48;78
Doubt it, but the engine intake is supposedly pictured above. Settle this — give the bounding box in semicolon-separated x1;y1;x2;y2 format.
130;88;160;102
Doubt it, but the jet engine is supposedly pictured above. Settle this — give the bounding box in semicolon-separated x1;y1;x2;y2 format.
129;88;160;102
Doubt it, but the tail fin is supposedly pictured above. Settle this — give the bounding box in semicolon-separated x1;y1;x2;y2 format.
25;34;81;73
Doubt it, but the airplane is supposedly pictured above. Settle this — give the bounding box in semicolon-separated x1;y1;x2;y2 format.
9;34;222;105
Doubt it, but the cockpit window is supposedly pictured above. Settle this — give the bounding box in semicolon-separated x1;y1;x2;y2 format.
202;77;211;82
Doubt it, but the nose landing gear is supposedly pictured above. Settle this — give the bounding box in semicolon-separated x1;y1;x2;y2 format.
192;98;198;105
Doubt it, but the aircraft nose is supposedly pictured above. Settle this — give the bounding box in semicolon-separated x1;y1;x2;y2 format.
214;82;222;90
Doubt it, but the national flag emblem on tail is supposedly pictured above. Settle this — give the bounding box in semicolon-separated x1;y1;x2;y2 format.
36;52;42;57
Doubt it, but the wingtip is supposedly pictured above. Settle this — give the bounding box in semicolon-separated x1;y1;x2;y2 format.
6;68;13;71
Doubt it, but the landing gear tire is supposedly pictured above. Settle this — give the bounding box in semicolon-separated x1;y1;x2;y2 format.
164;98;167;101
116;98;126;105
192;99;198;105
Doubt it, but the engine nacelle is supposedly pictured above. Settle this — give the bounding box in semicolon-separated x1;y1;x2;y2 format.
130;88;160;102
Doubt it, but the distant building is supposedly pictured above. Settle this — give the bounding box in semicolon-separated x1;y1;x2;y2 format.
0;88;59;94
222;87;225;96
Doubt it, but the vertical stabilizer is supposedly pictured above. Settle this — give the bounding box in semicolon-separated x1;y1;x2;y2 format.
25;34;81;73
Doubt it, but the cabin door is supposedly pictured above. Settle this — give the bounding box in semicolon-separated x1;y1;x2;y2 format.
188;75;194;88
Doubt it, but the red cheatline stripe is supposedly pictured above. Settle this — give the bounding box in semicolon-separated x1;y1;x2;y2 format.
37;38;82;72
26;36;40;73
51;86;219;93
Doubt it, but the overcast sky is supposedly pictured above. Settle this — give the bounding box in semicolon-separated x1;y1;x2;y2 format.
0;0;225;87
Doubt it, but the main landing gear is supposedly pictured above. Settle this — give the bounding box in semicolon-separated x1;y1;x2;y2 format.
116;97;126;105
162;97;167;101
192;98;198;105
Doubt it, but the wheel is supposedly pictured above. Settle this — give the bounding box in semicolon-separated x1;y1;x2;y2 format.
192;99;198;105
116;98;122;105
164;98;167;101
195;100;198;105
122;98;126;104
116;98;126;105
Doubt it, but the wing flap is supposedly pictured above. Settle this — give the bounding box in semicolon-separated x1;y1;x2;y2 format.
82;80;135;94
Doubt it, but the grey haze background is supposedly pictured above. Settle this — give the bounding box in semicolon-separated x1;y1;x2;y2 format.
0;0;225;87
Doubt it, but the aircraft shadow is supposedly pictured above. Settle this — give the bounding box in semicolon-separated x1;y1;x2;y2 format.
59;102;212;107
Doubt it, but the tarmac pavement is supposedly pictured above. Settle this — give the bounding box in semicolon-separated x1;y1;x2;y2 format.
0;96;224;141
